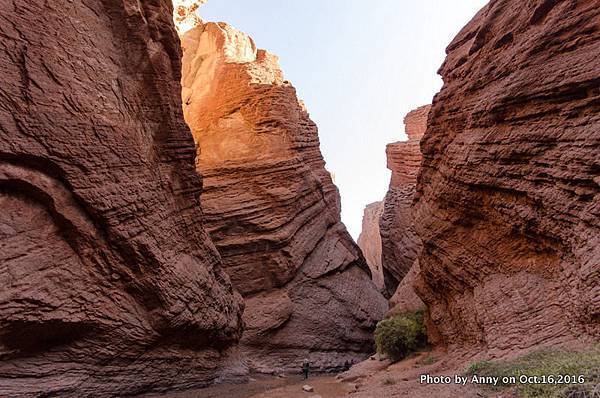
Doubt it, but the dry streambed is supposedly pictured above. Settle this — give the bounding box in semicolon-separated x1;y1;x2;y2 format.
150;350;481;397
147;374;352;398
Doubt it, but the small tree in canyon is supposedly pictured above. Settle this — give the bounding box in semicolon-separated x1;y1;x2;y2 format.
374;311;427;362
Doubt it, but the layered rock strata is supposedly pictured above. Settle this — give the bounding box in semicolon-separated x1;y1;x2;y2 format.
357;201;385;291
0;1;244;396
379;105;431;297
181;22;387;372
414;0;600;355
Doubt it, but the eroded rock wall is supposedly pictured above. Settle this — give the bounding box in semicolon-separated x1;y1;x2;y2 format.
414;0;600;355
357;201;385;291
379;105;430;297
0;1;244;396
387;260;425;317
181;22;387;373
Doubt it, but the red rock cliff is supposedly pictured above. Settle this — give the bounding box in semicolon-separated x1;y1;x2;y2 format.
379;105;431;296
181;22;387;372
0;1;243;396
357;201;385;291
414;0;600;355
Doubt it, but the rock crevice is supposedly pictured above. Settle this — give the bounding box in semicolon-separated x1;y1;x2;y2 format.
379;105;431;297
357;201;385;292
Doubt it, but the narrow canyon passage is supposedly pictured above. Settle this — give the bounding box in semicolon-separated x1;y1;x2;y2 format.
178;20;387;373
0;0;597;397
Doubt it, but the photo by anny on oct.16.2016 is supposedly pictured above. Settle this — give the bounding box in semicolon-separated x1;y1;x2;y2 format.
0;0;598;397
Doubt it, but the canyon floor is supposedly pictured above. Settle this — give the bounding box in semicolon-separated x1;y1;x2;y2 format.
147;350;491;398
159;343;599;397
148;375;351;398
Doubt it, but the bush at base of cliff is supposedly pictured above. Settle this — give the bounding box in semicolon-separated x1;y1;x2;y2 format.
374;311;427;361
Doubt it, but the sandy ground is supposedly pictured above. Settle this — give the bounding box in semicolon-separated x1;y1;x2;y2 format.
147;350;501;398
147;374;352;398
345;350;487;398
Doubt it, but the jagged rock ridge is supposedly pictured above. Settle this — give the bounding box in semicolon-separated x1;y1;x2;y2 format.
181;22;387;372
0;1;244;396
379;105;431;297
414;0;600;355
357;201;385;291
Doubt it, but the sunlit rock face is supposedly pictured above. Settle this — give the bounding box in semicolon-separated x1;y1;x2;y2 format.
414;0;600;355
379;105;431;297
173;0;207;33
357;201;385;292
0;1;244;396
181;22;387;373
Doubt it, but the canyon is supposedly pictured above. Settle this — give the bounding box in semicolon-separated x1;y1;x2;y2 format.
0;0;598;396
180;21;387;373
1;1;387;395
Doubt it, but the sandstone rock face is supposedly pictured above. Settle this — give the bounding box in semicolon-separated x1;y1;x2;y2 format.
181;23;387;372
357;201;385;291
403;105;430;141
387;260;425;317
379;105;431;296
414;0;600;355
0;1;244;396
388;260;425;316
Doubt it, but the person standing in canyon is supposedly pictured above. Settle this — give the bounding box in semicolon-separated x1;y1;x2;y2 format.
302;359;310;380
344;360;351;371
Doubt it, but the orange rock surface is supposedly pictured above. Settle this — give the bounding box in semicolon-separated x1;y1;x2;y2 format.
181;22;387;373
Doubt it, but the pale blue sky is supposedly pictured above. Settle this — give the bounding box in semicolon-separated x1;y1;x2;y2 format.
199;1;488;238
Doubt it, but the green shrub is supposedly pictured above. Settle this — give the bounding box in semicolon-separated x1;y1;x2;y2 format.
418;354;438;366
374;311;427;361
466;360;493;375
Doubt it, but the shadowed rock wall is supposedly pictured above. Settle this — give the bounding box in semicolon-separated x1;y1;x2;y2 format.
414;0;600;355
0;1;244;396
